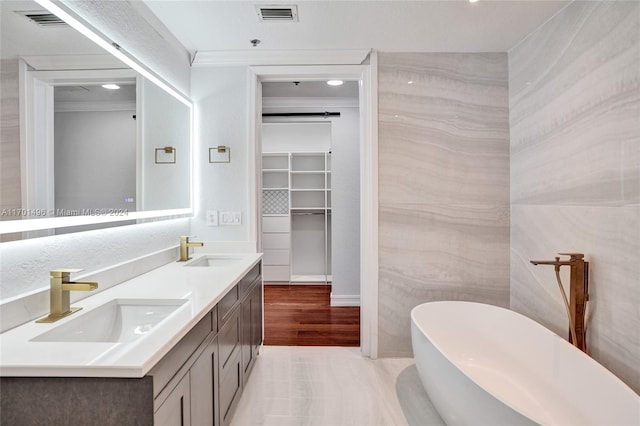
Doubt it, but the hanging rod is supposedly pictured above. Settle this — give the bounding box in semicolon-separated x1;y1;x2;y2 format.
262;112;340;118
291;211;326;216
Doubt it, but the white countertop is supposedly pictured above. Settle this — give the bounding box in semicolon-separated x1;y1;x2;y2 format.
0;253;262;378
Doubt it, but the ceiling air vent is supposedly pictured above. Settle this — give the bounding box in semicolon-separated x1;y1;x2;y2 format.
15;10;67;27
256;5;298;22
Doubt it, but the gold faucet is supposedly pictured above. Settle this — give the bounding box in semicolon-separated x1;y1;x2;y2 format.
178;236;204;262
530;253;589;352
36;269;98;323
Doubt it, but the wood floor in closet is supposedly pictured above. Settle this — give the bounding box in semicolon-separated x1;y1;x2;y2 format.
263;284;360;346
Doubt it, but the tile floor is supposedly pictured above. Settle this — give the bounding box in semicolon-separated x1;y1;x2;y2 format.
230;346;445;426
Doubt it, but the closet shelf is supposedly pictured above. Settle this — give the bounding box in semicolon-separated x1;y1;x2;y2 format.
262;169;289;172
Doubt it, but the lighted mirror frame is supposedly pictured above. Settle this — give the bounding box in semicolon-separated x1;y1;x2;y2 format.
0;0;193;236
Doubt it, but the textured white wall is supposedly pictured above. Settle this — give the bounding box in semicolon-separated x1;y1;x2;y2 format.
509;1;640;393
190;66;250;242
0;218;189;300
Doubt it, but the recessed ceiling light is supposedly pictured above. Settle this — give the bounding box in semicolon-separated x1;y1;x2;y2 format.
408;81;413;84
102;84;120;90
327;80;344;86
469;0;479;3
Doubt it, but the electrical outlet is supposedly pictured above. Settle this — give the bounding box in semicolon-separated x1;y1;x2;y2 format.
206;210;218;226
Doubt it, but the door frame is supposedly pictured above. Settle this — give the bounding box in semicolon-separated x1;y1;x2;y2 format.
247;57;379;358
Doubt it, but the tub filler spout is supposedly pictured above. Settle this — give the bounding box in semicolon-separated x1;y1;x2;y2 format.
530;253;589;352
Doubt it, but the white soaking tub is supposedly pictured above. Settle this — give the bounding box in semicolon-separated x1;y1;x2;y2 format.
410;301;640;426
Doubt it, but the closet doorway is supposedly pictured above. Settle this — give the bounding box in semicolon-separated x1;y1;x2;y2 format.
249;64;377;356
259;80;360;346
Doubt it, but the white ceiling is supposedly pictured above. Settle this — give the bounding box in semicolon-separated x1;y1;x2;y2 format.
262;81;359;98
143;0;570;54
54;84;136;104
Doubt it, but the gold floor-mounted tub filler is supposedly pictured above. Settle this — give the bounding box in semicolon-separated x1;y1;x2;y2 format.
530;253;589;352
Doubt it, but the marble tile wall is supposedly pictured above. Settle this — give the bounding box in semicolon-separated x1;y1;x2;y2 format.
509;1;640;393
378;53;511;357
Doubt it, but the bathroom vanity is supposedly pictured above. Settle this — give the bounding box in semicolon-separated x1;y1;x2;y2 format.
0;254;263;426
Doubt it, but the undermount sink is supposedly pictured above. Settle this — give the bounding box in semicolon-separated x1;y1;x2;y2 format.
32;298;188;343
185;255;244;267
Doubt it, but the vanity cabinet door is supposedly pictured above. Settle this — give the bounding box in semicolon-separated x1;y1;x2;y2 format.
252;282;263;354
190;336;219;426
154;372;191;426
241;278;263;382
241;288;254;379
218;306;243;426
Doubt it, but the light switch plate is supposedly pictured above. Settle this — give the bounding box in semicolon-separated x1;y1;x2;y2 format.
206;210;218;226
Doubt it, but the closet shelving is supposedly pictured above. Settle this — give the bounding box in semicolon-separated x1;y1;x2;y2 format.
261;151;331;284
261;153;291;282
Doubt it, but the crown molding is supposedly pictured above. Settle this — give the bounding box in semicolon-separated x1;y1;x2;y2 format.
192;49;370;67
21;55;127;71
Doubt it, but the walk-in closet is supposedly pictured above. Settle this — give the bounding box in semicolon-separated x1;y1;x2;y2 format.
262;123;332;284
260;80;361;346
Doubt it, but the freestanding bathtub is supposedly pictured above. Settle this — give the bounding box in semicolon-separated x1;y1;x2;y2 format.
411;301;640;426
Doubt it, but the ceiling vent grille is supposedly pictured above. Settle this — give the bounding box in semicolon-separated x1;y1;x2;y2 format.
15;10;68;27
256;5;298;22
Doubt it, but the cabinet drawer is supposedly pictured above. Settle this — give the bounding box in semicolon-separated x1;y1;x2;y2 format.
262;233;290;249
219;306;241;370
218;285;239;327
262;216;290;233
263;249;289;266
239;263;261;300
263;265;289;282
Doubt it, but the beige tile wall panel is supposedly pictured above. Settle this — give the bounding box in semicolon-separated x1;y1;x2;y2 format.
378;52;510;357
509;1;640;393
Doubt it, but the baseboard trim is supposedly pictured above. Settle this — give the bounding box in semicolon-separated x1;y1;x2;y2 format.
330;294;361;307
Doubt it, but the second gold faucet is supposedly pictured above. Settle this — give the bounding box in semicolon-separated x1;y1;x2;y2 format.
178;236;204;262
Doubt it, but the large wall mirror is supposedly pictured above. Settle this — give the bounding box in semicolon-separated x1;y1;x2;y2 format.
0;0;192;241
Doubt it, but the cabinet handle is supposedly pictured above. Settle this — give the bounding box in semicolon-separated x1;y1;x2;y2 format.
180;396;184;426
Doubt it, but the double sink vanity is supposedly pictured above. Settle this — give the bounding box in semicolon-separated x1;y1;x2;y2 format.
0;252;263;426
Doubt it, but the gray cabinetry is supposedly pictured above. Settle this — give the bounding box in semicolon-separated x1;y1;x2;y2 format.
0;261;262;426
191;336;219;426
151;310;216;426
154;372;191;426
219;305;242;426
242;279;263;383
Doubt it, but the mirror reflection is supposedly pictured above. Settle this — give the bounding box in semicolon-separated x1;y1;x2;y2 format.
0;0;192;241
